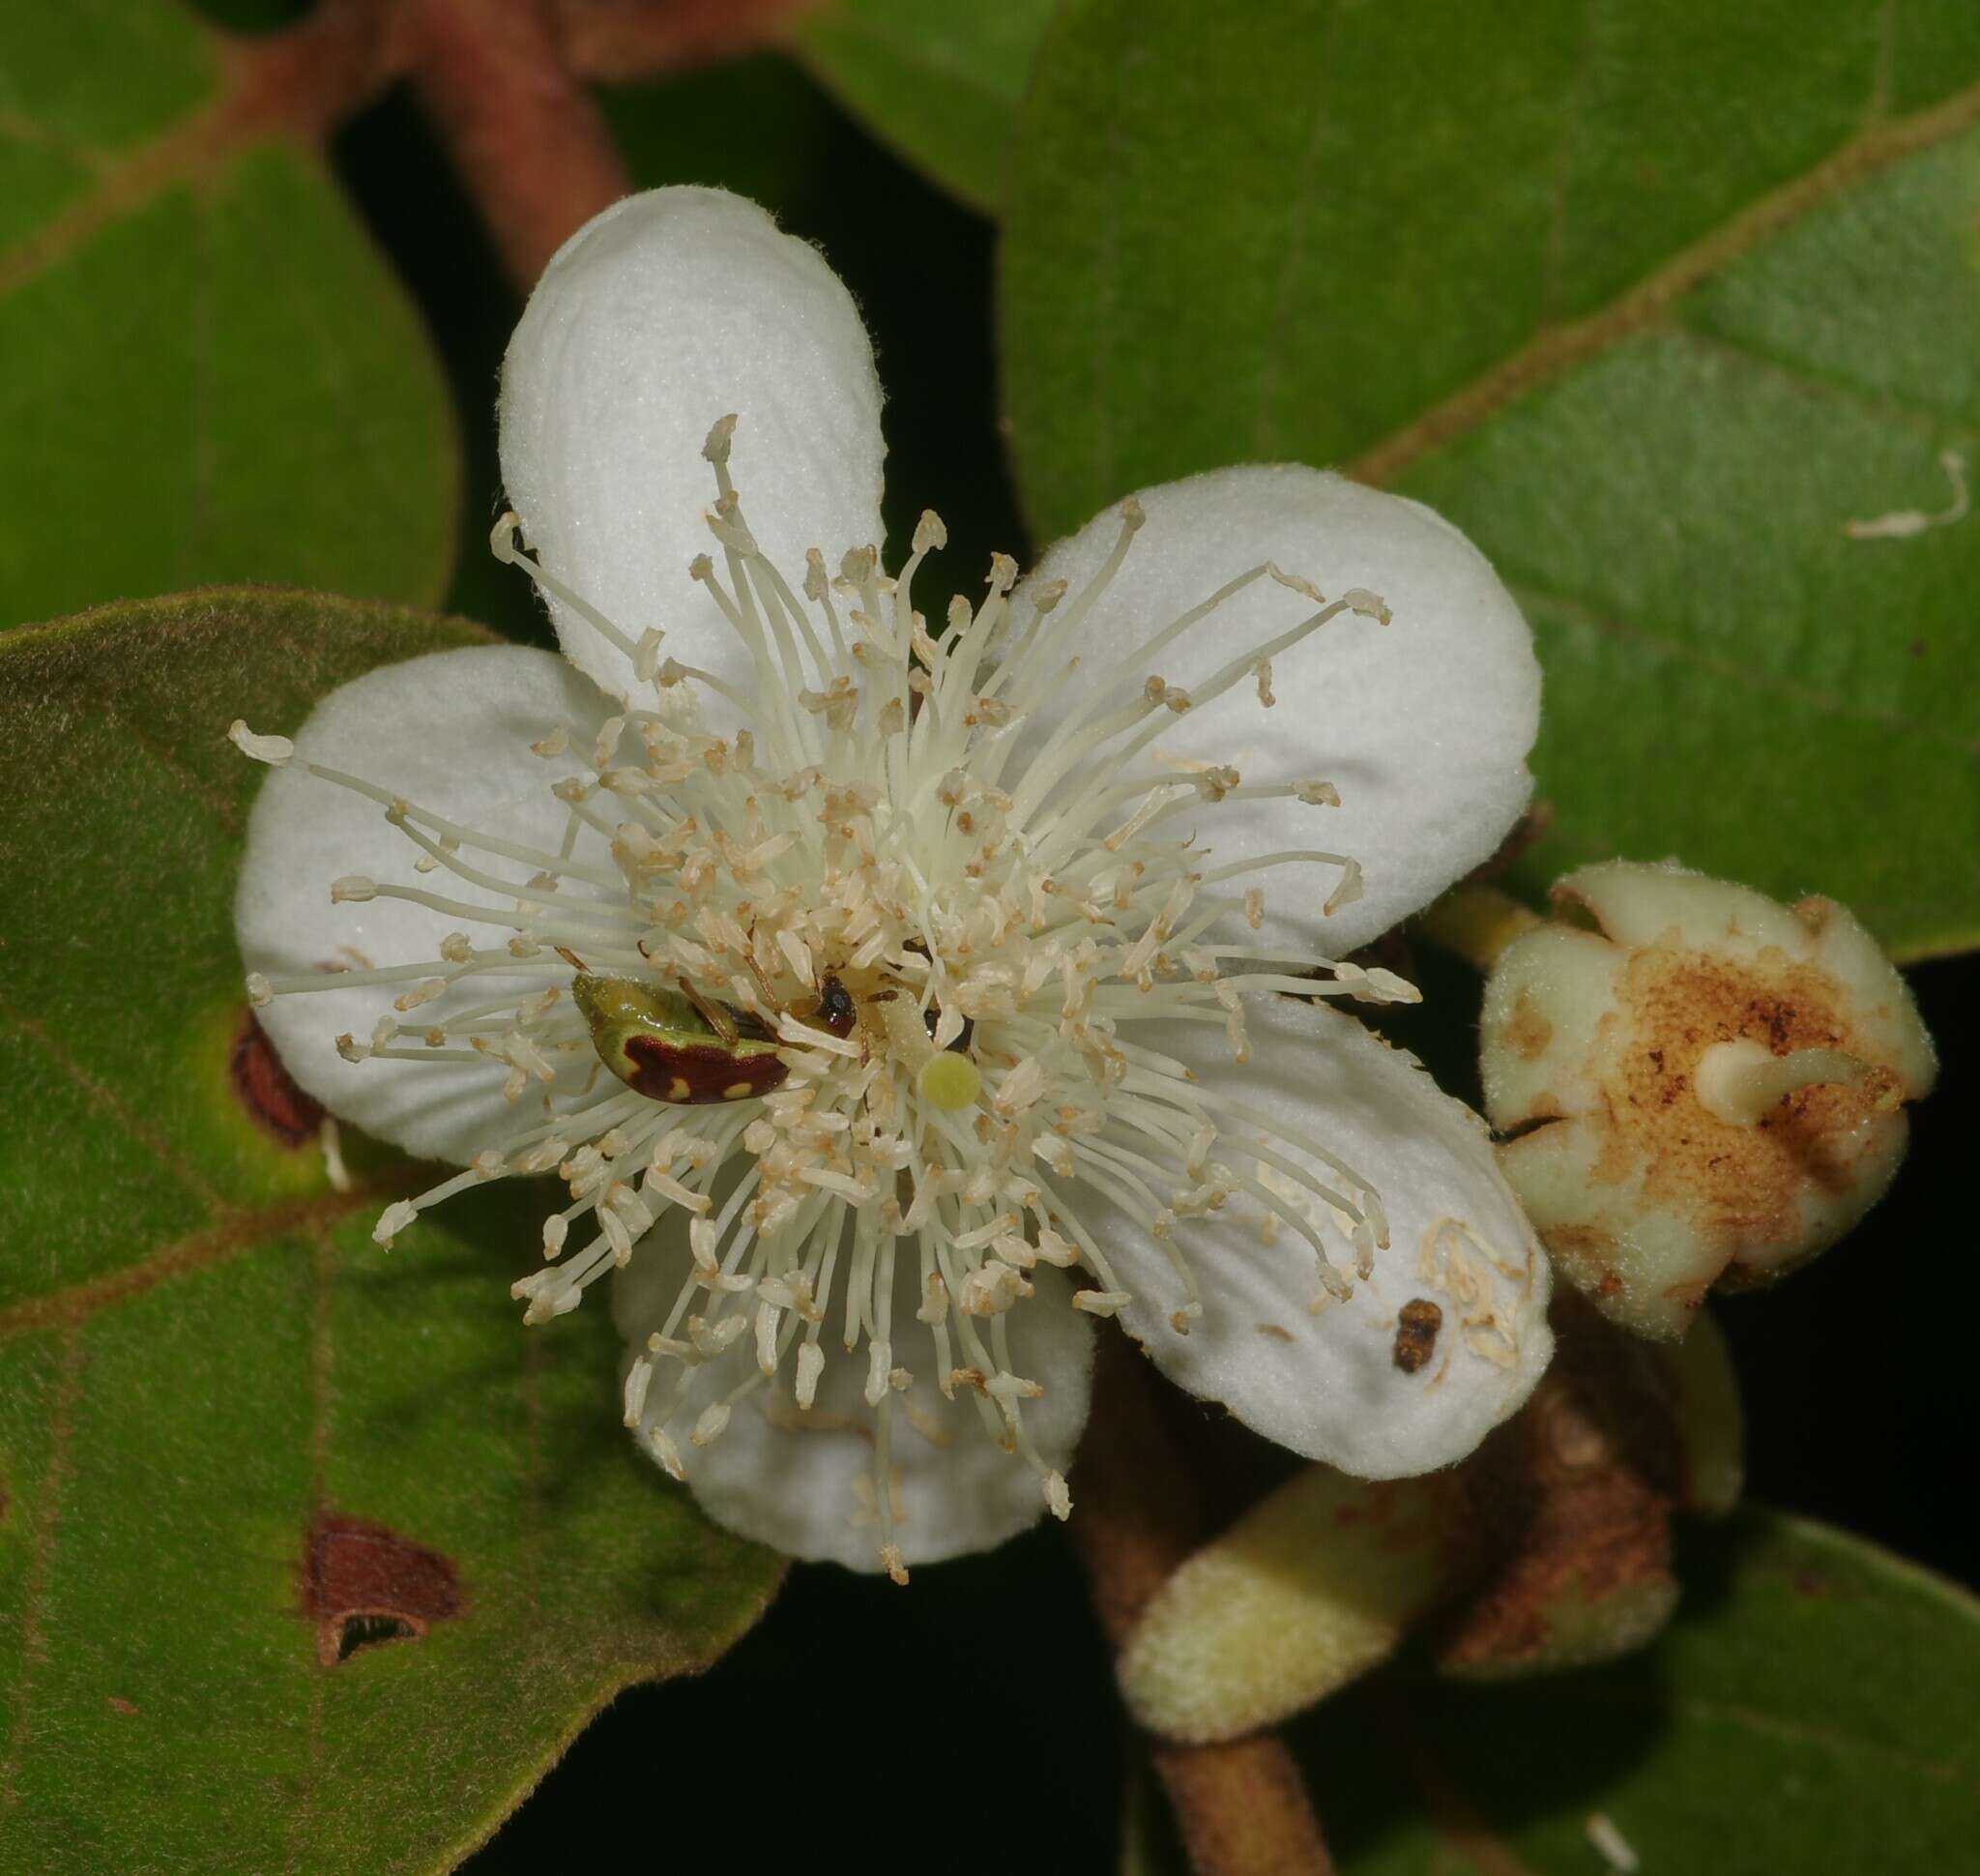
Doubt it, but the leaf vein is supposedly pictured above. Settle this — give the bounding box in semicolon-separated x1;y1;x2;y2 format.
1349;73;1980;484
1538;0;1600;328
1252;0;1347;457
1669;317;1979;442
89;688;245;831
1508;578;1980;759
0;1006;229;1213
284;1223;336;1874
1673;1694;1965;1780
0;1322;82;1820
0;1174;418;1340
1868;0;1900;127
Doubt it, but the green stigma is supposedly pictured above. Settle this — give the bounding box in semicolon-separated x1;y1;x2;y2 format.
918;1051;982;1112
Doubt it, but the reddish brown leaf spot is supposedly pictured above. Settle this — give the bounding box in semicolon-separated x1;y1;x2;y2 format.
106;1696;139;1716
231;1011;326;1148
301;1514;462;1666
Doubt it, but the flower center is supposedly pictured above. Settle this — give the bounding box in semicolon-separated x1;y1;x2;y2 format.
236;417;1416;1578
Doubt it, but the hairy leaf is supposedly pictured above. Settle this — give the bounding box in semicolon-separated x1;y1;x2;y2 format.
1002;0;1980;958
793;0;1057;211
0;2;457;629
0;593;779;1872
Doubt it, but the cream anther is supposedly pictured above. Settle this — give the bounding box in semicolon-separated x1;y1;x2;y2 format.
248;401;1468;1581
228;720;294;766
488;510;524;564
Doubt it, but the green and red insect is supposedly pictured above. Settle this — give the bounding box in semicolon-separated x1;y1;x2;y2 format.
572;970;860;1105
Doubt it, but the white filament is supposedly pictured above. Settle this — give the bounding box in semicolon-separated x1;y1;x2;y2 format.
242;421;1405;1577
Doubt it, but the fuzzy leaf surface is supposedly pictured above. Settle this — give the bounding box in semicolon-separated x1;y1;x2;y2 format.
1003;0;1980;958
0;593;779;1873
0;2;457;629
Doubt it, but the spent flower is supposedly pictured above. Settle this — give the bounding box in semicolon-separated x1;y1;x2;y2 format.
235;188;1552;1577
1480;862;1936;1339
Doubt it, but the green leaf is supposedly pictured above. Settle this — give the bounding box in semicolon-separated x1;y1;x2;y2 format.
1001;0;1980;960
0;593;780;1871
599;51;846;220
600;53;1031;594
1124;1507;1980;1876
792;0;1057;211
0;1;458;630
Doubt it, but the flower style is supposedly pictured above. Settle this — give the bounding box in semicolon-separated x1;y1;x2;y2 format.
234;188;1553;1580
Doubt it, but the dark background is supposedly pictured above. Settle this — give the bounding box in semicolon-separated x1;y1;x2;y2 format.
311;53;1976;1873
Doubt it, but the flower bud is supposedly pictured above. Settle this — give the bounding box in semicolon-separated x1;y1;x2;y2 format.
1480;862;1935;1339
1118;1466;1463;1743
1114;1298;1743;1738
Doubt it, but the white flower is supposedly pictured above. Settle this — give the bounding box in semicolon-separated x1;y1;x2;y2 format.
235;188;1553;1581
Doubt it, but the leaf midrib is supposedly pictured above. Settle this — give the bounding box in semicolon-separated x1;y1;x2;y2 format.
1673;1693;1967;1782
0;19;312;302
1343;73;1980;486
0;1174;418;1338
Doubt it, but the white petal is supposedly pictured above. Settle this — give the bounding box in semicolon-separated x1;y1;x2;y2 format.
1555;858;1810;955
619;1237;1094;1572
1477;923;1625;1126
499;187;887;703
1088;994;1551;1477
1020;465;1539;954
235;646;608;1163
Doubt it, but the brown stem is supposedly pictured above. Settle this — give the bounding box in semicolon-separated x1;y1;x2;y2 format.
209;0;832;297
226;0;403;140
1074;1334;1337;1876
1151;1744;1339;1876
552;0;822;81
398;0;632;287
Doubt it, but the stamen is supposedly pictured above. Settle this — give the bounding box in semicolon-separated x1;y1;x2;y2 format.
248;425;1406;1573
228;720;293;765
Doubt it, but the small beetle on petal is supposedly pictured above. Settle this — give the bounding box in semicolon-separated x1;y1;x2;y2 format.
573;974;790;1104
